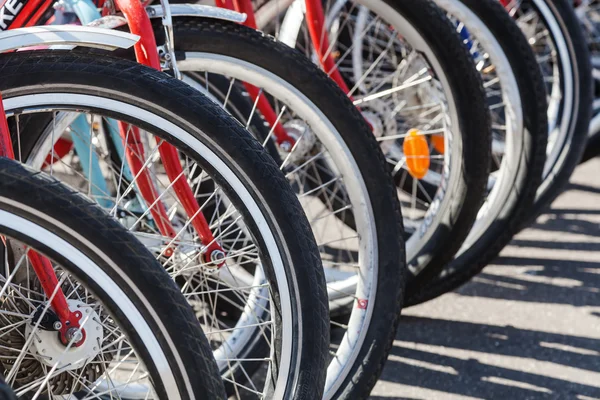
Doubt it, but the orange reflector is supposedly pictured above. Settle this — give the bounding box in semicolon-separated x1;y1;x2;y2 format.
431;134;445;154
403;129;430;180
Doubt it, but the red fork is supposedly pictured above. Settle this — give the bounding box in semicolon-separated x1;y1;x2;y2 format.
217;0;355;111
0;93;84;345
216;0;297;148
114;0;225;263
303;0;352;94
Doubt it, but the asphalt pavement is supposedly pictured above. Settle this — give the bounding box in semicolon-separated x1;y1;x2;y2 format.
370;157;600;399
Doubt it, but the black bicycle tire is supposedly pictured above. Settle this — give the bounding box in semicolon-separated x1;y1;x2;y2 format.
153;17;407;399
581;130;600;162
519;0;593;227
0;157;226;399
406;0;548;306
358;0;492;293
1;50;329;400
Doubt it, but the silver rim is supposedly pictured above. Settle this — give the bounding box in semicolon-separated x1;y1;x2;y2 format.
176;53;377;397
435;0;525;253
508;0;577;186
0;200;183;398
574;0;600;137
276;0;464;273
5;91;295;399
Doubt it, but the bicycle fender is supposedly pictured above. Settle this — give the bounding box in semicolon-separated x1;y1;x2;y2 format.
145;4;247;24
0;25;138;52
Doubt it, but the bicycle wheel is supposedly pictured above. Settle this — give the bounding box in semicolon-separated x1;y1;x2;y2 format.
0;372;15;399
0;157;225;398
405;0;548;305
269;0;491;291
506;0;592;225
581;98;600;163
574;0;600;163
151;17;406;399
3;50;329;399
582;111;600;161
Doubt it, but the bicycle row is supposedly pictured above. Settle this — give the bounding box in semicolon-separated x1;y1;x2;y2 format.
0;0;594;398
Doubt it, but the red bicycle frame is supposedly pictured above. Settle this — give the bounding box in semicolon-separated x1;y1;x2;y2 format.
4;0;227;264
113;0;224;261
214;0;352;139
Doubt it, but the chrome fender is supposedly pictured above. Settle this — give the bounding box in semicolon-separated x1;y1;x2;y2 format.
145;4;247;24
0;25;138;52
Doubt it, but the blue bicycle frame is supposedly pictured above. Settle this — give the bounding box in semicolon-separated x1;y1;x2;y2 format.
52;0;137;210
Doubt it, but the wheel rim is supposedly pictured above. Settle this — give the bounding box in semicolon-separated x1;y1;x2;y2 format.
274;0;466;273
0;208;182;398
436;0;525;254
176;53;378;398
5;92;295;399
508;0;576;183
574;0;600;138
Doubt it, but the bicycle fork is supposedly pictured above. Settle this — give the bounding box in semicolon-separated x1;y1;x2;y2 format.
216;0;297;149
114;0;225;263
0;93;86;346
216;0;352;120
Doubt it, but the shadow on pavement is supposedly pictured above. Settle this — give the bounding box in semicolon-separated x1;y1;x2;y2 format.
454;261;600;307
371;314;600;399
449;203;600;307
372;200;600;399
374;328;600;398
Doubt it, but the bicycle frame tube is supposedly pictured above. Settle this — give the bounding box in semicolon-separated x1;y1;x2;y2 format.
0;96;13;159
216;0;296;148
0;93;83;342
11;0;54;28
218;0;351;94
302;0;351;93
113;0;225;262
214;0;235;10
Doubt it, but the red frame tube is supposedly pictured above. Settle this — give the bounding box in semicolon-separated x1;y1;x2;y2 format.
217;0;352;114
224;0;351;94
10;0;49;28
0;93;83;343
114;0;224;261
0;0;225;333
27;250;86;345
118;123;178;238
228;0;296;147
24;0;54;26
303;0;351;94
0;97;14;159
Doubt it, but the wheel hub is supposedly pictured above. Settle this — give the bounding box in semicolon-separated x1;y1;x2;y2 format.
281;119;317;163
26;300;103;371
360;98;398;155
